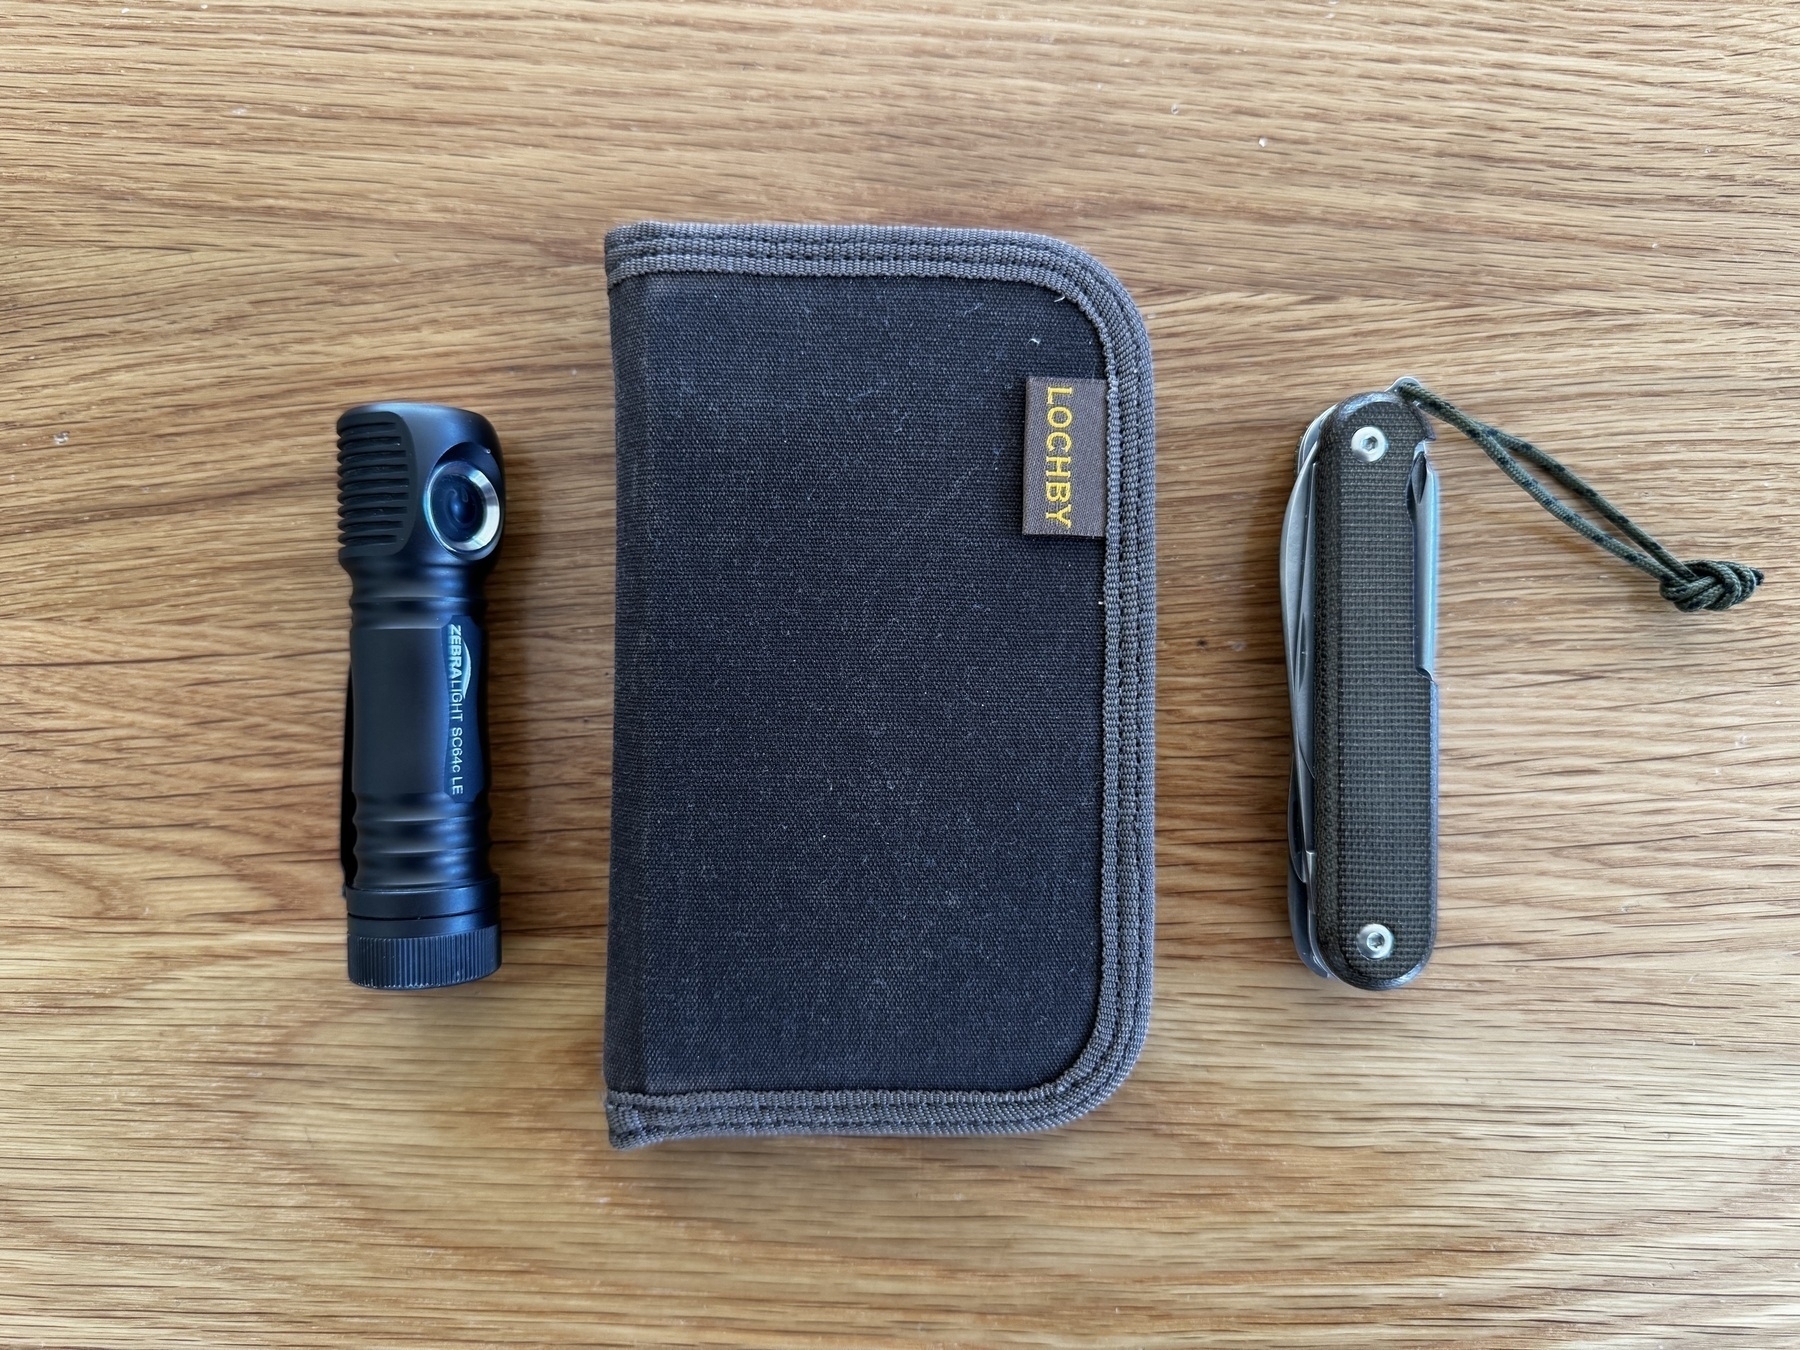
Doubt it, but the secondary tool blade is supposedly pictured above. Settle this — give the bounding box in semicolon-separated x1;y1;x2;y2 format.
1281;405;1331;977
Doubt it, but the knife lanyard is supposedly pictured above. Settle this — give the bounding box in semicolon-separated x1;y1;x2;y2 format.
1389;378;1762;613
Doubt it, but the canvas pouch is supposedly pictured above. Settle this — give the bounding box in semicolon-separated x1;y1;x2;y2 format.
602;221;1155;1148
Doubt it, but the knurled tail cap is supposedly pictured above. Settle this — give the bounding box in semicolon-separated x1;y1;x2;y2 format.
348;926;500;990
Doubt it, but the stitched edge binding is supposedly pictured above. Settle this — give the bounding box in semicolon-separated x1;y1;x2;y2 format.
601;221;1157;1148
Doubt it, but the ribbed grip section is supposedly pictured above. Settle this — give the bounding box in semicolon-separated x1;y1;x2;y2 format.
337;414;410;548
347;926;500;990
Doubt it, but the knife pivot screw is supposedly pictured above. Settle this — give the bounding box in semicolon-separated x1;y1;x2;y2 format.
1350;426;1388;462
1356;923;1395;960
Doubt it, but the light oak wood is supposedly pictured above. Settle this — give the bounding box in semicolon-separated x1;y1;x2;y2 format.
5;2;1800;1344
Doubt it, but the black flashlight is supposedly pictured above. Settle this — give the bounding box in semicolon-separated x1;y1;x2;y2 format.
337;402;504;989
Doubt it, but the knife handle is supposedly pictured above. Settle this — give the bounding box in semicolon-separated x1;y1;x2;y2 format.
1311;394;1438;989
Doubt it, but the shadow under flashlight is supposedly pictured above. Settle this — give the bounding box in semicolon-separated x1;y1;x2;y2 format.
337;402;504;989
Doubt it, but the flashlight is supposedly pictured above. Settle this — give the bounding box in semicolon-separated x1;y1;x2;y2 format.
337;402;504;989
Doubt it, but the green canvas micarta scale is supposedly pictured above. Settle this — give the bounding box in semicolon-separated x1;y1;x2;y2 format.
1282;392;1439;990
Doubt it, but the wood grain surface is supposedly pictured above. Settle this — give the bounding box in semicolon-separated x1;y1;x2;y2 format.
5;2;1800;1345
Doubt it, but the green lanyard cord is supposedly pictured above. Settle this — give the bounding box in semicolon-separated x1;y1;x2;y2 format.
1391;378;1763;613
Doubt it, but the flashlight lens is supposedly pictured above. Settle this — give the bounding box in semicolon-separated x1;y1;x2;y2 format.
435;475;484;537
425;463;500;553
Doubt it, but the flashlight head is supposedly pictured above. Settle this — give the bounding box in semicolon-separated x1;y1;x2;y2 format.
337;402;504;567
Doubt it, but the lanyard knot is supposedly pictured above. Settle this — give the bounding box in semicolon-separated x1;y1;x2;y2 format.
1661;559;1762;612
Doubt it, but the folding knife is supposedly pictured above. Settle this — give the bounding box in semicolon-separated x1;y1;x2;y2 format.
1281;389;1439;990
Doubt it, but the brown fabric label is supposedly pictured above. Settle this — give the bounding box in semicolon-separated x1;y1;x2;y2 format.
1022;376;1107;538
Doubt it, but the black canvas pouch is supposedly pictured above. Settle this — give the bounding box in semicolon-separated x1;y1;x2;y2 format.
602;222;1155;1148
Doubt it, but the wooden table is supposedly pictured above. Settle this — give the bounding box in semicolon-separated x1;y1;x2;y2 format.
7;3;1799;1344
